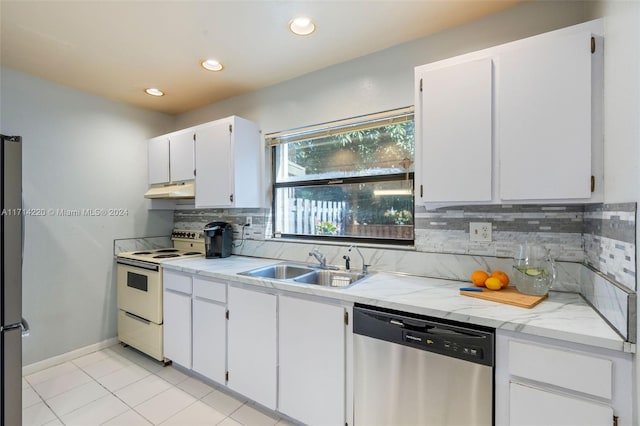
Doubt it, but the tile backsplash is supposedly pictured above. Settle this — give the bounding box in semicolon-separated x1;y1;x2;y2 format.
174;208;270;241
173;202;637;342
583;203;636;291
415;204;584;261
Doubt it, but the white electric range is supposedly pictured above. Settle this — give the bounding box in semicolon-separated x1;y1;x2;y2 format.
116;229;205;362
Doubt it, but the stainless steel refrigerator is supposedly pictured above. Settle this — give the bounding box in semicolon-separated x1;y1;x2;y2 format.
0;134;28;425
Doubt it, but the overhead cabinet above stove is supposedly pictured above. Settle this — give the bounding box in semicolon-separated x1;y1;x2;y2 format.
146;115;263;208
148;128;195;185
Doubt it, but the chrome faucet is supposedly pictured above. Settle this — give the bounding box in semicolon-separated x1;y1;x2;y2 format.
348;245;370;274
309;248;328;268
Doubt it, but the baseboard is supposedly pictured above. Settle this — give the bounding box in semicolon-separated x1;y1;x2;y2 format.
22;337;119;376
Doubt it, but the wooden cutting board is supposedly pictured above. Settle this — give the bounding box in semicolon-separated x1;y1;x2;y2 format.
460;286;547;308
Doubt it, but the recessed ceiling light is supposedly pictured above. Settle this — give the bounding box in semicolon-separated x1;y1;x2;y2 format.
289;16;316;36
201;59;224;72
145;88;164;97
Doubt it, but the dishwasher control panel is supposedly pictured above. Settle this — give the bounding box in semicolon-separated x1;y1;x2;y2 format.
405;330;484;358
354;304;495;367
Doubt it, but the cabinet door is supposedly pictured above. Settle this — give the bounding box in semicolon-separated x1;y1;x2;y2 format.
227;286;277;409
510;382;613;426
278;296;345;425
192;298;226;384
148;136;170;184
416;58;493;202
497;32;593;200
163;290;192;368
194;119;233;208
169;131;195;182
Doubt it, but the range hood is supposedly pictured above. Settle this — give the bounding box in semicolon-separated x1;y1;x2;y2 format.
144;181;195;199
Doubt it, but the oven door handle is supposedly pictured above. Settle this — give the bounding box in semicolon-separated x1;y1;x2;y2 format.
125;312;151;325
117;258;160;271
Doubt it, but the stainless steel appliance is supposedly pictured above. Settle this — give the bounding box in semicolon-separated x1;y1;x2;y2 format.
1;135;29;425
116;230;204;361
204;221;233;258
353;304;494;426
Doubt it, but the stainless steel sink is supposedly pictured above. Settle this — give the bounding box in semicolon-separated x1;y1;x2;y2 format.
293;269;367;288
238;263;315;280
238;262;369;289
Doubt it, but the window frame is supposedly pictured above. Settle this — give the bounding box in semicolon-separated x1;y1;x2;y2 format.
267;107;415;246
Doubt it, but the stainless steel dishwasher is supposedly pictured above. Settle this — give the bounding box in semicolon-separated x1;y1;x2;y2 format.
353;304;494;426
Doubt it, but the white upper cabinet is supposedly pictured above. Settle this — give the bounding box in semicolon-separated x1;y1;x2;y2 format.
414;20;603;206
194;116;262;208
147;136;170;185
497;31;598;201
168;130;195;182
147;130;194;185
415;58;493;202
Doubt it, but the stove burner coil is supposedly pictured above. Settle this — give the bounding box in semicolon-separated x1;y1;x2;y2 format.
153;254;181;259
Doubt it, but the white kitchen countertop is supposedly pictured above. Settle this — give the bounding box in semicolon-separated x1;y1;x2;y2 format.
161;255;629;353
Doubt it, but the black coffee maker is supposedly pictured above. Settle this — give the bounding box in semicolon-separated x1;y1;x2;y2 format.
204;221;233;258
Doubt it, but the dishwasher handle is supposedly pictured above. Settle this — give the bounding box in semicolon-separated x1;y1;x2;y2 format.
389;317;488;340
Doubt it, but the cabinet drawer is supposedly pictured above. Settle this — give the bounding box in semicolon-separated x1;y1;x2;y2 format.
193;277;226;303
164;271;192;294
509;341;612;399
510;382;613;426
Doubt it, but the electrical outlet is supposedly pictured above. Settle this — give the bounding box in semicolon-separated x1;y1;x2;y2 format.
470;222;492;242
245;216;252;227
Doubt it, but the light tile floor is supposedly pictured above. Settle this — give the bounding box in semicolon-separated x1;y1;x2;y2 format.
22;344;295;426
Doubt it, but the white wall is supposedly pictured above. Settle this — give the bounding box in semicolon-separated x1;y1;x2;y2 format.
175;0;591;133
0;68;175;364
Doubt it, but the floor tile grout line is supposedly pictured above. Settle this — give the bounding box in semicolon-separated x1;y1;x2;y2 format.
26;386;65;426
24;346;285;426
31;350;153;425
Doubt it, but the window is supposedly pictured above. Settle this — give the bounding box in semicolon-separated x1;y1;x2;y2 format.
267;107;415;244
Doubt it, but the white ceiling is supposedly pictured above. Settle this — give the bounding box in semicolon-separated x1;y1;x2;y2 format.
1;0;521;115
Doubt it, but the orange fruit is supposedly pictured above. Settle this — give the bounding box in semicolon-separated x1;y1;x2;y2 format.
485;277;503;291
470;270;489;287
491;270;510;288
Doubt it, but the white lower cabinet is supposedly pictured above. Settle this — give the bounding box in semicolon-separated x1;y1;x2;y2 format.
192;277;227;384
496;329;632;426
163;270;192;368
227;285;277;410
509;382;613;426
278;295;347;426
